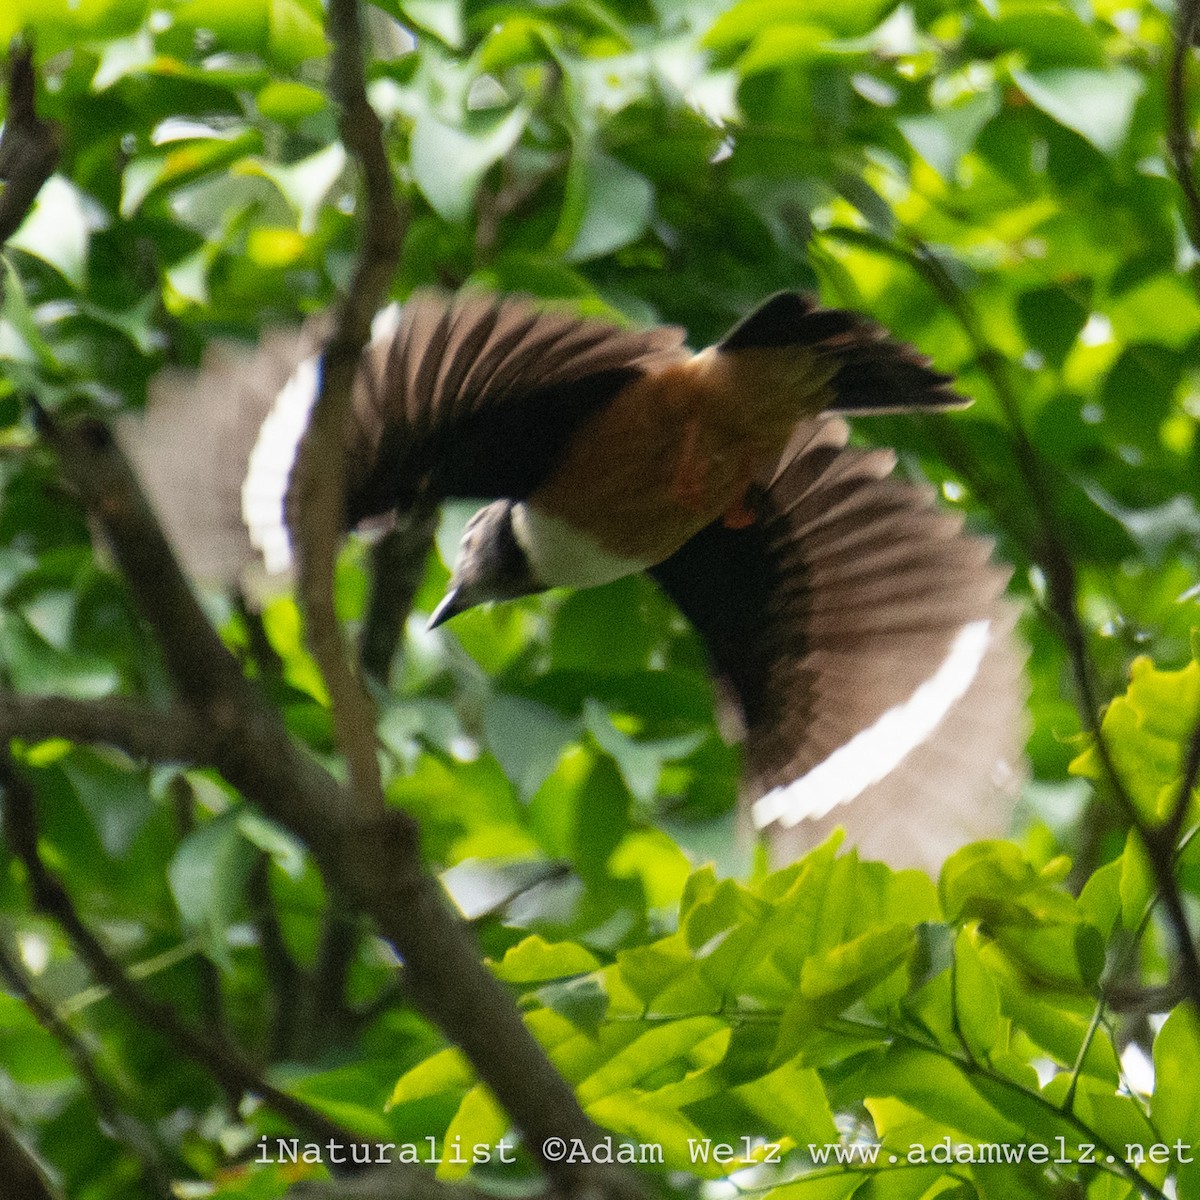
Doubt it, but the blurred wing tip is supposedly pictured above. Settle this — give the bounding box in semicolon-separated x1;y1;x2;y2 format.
751;616;996;830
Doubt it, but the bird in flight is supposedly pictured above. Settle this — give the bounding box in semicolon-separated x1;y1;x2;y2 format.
126;290;1024;869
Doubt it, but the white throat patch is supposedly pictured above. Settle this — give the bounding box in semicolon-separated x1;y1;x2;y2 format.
510;502;648;590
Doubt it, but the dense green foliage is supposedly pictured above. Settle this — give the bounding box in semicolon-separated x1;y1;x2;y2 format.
1;0;1199;1197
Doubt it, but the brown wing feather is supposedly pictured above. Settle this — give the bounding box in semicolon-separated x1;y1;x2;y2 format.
651;418;1025;872
344;291;690;522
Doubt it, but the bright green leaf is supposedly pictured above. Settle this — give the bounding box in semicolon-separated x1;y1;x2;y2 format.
1011;67;1143;156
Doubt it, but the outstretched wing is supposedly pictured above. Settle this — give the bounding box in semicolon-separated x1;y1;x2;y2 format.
341;291;690;522
650;418;1024;871
128;292;689;582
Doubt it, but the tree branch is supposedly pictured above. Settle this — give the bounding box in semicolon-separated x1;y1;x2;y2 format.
247;855;305;1061
0;1111;64;1200
0;40;59;244
0;694;211;763
360;507;438;686
0;756;375;1162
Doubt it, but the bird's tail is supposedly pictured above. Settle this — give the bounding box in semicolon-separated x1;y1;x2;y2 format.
718;291;968;414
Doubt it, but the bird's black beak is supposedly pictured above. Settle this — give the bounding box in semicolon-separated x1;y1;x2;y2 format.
427;586;467;630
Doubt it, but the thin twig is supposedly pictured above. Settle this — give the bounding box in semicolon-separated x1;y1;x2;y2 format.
0;933;171;1198
359;506;438;685
247;856;304;1061
0;1112;65;1200
302;886;360;1056
169;775;230;1051
286;0;406;816
1160;704;1200;855
1168;0;1200;256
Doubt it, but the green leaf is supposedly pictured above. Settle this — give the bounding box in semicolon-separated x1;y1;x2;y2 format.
485;693;579;799
576;1016;725;1105
967;6;1106;68
1077;856;1122;940
170;0;325;65
410;107;527;224
8;176;96;288
267;0;326;66
584;700;703;805
550;577;654;674
242;142;348;233
953;929;1002;1061
982;946;1119;1082
16;0;147;51
705;0;891;45
0;612;120;699
800;923;914;999
585;1091;713;1173
1011;67;1143;156
256;80;326;123
120;129;264;217
844;1045;1025;1144
535;976;610;1033
558;151;654;263
1016;284;1091;368
64;749;153;858
0;994;74;1084
776;922;915;1060
1118;829;1154;932
1107;276;1200;350
734;1057;839;1143
734;25;848;75
1152;1006;1200;1159
609;829;692;910
167;809;257;965
400;0;463;47
235;810;306;876
439;1085;506;1179
389;1047;473;1108
616;935;710;1009
762;1174;868;1199
898;91;1000;180
1070;657;1200;825
491;935;601;983
285;1068;396;1140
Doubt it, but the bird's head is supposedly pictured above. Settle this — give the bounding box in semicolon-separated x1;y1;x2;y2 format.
428;500;544;628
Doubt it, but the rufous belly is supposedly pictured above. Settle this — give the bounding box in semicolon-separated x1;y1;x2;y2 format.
524;345;836;573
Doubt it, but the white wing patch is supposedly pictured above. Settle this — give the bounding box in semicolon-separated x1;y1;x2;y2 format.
241;356;320;574
752;618;994;829
240;305;402;574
